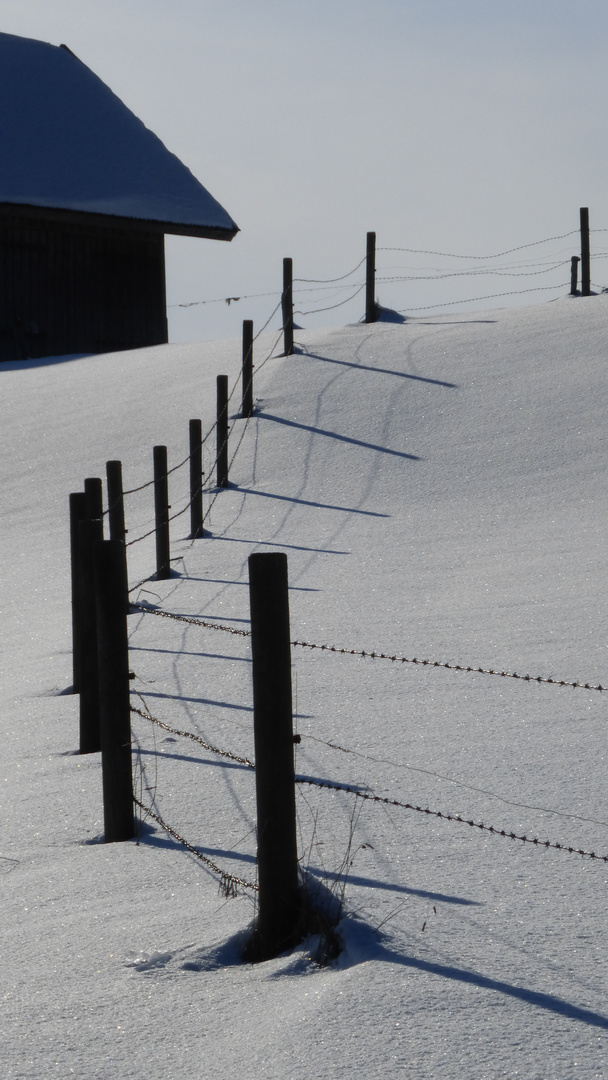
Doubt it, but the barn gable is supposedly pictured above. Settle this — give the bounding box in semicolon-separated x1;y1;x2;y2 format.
0;32;238;359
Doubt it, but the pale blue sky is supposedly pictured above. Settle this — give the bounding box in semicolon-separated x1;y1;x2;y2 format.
4;1;608;341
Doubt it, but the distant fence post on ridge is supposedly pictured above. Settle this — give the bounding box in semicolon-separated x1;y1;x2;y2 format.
282;258;294;356
570;255;580;296
189;419;204;538
216;375;229;488
580;207;591;297
242;319;254;418
153;444;171;579
365;231;377;323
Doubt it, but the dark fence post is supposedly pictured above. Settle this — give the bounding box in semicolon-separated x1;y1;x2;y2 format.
153;445;171;579
282;258;294;356
365;231;377;323
106;460;126;544
216;375;229;488
580;207;591;297
570;255;580;295
247;552;301;961
69;491;89;694
242;319;254;418
189;419;204;538
84;476;104;528
94;540;135;842
78;515;103;753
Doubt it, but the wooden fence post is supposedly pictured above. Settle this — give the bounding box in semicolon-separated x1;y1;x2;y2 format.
94;540;135;842
247;552;301;961
242;319;254;418
282;258;294;356
106;460;126;544
84;476;104;527
580;207;591;297
570;255;580;295
78;515;103;753
69;491;89;693
189;419;204;538
153;445;171;579
216;375;229;488
365;231;377;323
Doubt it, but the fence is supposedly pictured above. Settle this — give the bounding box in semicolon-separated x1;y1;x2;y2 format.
67;206;608;961
171;206;608;333
72;543;608;957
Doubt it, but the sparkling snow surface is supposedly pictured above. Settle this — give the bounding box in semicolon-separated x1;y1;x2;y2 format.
0;31;237;232
1;297;607;1078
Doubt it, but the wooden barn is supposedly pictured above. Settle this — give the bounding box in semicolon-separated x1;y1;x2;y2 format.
0;32;238;361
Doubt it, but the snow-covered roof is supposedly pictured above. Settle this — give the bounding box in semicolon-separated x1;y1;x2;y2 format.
0;32;238;239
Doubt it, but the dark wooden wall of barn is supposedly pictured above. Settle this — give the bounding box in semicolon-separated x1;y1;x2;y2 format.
0;215;168;360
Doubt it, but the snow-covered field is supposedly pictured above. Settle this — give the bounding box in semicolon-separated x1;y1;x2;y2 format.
1;297;607;1079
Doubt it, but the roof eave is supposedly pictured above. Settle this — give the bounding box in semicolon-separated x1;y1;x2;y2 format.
0;201;239;240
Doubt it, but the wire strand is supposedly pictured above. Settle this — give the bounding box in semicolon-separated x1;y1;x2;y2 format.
295;778;608;863
396;282;570;313
378;231;578;260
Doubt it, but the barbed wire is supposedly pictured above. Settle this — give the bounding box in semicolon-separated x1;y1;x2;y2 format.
129;696;608;868
133;797;257;896
131;666;607;832
291;639;607;692
295;777;608;863
169;289;279;309
376;262;569;284
380;252;577;272
124;330;286;558
301;734;608;828
124;381;245;551
131;700;254;768
130;603;250;633
166;231;586;310
253;300;283;342
167;267;568;321
169;281;365;312
128;605;607;695
104;293;285;534
293;256;367;284
131;693;608;831
395;282;570;314
378;231;579;261
130;693;608;866
165;225;608;319
294;283;366;318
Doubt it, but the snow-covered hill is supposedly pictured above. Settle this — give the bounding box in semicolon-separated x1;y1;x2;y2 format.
1;296;607;1078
